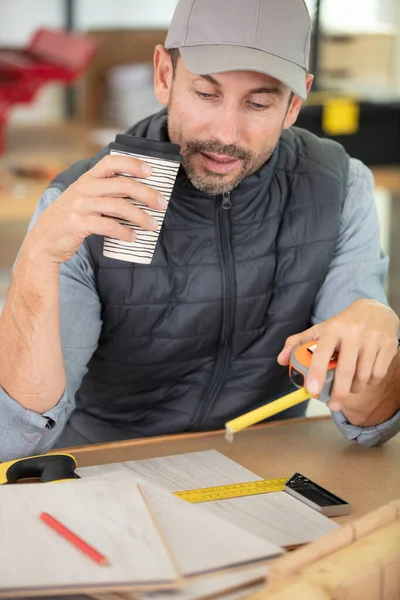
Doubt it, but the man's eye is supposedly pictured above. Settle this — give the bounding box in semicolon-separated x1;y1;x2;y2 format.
196;91;215;99
249;102;268;110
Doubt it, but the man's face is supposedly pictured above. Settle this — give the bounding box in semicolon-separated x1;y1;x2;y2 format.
163;57;295;195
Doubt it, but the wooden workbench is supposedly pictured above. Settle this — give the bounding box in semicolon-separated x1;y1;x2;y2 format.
65;416;400;525
58;417;400;599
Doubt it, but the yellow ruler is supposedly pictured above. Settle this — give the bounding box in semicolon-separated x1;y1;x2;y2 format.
173;478;289;503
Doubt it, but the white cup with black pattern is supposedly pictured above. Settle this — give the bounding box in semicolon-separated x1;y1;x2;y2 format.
103;134;182;264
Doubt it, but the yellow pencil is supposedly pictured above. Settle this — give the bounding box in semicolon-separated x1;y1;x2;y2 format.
225;387;311;442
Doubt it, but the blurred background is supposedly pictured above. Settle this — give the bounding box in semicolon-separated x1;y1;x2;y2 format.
0;0;399;417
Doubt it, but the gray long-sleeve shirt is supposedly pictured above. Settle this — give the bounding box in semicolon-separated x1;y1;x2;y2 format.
0;157;399;461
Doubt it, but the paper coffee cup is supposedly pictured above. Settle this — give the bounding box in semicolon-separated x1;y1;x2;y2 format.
103;134;182;264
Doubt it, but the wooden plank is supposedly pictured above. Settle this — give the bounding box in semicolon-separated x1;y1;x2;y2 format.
79;450;338;549
301;519;400;589
0;473;180;598
249;519;400;600
140;484;282;575
351;504;398;539
115;564;268;600
255;520;400;599
244;576;330;600
333;565;381;600
268;524;355;583
382;551;400;599
133;582;266;600
268;500;400;584
207;492;338;549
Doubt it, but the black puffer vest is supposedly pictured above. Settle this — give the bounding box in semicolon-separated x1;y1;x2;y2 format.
52;109;349;445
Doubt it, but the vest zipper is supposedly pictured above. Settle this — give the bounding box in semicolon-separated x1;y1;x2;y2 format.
190;191;236;430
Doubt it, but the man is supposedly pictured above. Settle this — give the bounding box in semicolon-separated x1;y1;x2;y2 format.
0;0;399;461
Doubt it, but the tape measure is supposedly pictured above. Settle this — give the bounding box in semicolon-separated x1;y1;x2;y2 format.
173;478;289;503
225;341;338;439
0;453;79;485
290;341;338;403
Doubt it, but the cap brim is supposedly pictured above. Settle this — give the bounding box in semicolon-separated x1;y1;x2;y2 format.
180;45;307;100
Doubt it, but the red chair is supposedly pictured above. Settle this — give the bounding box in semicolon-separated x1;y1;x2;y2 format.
0;28;97;154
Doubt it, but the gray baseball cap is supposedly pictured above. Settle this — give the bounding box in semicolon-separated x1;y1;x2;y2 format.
165;0;312;100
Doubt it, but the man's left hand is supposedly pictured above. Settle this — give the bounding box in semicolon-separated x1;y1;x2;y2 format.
277;299;400;426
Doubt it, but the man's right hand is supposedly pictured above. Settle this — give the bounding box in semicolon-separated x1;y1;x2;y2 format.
22;154;167;264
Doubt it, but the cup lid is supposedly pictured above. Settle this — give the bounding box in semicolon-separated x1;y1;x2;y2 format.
109;134;183;163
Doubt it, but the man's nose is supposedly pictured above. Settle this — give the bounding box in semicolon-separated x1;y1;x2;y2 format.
210;105;240;147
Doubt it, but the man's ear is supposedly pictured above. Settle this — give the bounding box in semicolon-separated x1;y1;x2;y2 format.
154;45;174;106
282;74;314;130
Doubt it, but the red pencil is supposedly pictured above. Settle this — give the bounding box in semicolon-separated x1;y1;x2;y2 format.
40;512;109;566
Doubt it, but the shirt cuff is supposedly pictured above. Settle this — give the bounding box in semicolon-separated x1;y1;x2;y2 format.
332;408;400;447
0;385;70;461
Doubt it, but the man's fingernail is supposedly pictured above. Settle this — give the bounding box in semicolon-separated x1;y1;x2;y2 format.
142;163;152;176
149;217;159;230
306;379;320;395
158;194;168;209
329;401;342;412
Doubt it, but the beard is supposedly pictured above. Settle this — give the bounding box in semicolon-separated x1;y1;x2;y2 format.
167;115;276;196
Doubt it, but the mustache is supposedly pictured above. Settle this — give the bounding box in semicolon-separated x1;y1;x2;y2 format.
184;140;252;162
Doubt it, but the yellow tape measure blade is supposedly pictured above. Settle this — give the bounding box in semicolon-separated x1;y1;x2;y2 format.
173;478;289;503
